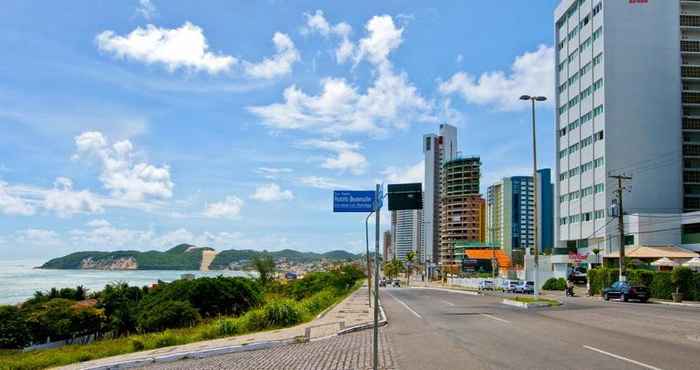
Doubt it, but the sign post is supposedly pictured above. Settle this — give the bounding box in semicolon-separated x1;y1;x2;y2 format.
373;184;380;370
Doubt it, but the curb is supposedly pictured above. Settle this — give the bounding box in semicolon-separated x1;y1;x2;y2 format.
501;298;552;309
81;339;296;370
337;299;388;335
410;286;480;296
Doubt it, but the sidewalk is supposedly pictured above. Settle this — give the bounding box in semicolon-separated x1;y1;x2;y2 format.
57;287;381;370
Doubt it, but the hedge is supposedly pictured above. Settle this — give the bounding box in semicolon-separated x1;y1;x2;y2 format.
588;267;700;301
542;278;566;291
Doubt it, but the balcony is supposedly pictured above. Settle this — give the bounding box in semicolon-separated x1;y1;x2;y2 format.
682;40;700;53
684;91;700;104
681;15;700;28
683;65;700;79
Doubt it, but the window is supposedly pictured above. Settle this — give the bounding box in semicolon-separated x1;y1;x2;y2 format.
568;119;580;131
580;61;591;76
560;195;567;203
559;127;567;137
594;157;605;168
594;130;604;141
568;167;579;177
558;61;566;72
580;37;592;51
594;210;605;219
570;190;580;200
581;161;593;173
559;172;567;181
559;81;568;93
580;86;592;99
593;105;604;117
560;217;567;225
569;214;580;223
568;72;579;86
592;27;602;41
593;78;603;90
568;49;579;64
582;186;593;197
560;149;568;159
593;3;602;17
568;95;579;109
581;135;593;148
567;27;578;41
558;40;566;50
568;143;579;154
580;14;590;28
583;212;592;222
581;111;592;124
559;104;568;115
594;183;605;193
593;53;603;66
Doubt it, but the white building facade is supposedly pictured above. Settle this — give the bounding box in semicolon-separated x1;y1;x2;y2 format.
423;124;458;265
554;0;683;256
391;209;424;262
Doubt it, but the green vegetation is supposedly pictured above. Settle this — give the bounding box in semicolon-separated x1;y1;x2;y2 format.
0;264;365;370
209;249;358;269
251;254;276;286
512;296;561;307
542;277;567;291
383;259;404;279
41;244;213;270
588;266;700;301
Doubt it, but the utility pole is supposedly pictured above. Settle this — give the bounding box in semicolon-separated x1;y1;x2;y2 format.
610;174;631;282
373;184;380;370
365;213;373;307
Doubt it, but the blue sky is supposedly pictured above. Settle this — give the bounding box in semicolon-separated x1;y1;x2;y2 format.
0;0;559;259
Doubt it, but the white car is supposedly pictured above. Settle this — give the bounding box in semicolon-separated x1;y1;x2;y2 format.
501;280;520;293
479;280;495;290
514;281;535;294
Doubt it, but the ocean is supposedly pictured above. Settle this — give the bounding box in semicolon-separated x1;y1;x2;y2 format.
0;259;255;305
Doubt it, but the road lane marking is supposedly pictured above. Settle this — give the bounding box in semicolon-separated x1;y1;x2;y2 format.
387;292;423;319
583;345;663;370
480;313;510;324
441;299;455;306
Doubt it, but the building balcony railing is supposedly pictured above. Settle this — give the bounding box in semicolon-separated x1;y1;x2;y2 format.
685;116;700;130
682;40;700;53
683;65;700;79
685;143;700;156
684;92;700;104
682;15;700;28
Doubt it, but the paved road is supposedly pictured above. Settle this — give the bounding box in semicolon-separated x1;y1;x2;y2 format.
382;287;700;370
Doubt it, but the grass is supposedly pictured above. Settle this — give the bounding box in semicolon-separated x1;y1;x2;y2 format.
512;296;561;307
0;281;363;370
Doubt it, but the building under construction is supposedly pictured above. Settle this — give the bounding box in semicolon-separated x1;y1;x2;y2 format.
440;156;485;272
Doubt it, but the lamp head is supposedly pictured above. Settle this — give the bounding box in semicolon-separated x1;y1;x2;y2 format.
519;95;531;100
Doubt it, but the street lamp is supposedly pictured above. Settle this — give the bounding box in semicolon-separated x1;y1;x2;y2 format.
519;95;546;297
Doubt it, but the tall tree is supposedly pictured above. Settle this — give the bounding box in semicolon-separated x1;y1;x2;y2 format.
251;253;276;286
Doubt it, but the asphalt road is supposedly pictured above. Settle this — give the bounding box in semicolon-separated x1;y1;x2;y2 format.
381;287;700;370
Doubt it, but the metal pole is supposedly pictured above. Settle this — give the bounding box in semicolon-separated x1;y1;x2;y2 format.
365;212;373;307
373;184;380;370
610;175;631;281
531;98;539;297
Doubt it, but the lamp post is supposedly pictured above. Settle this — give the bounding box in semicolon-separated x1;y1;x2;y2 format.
520;95;546;297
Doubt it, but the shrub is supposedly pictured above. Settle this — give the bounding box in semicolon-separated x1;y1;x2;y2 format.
153;331;177;348
131;338;145;351
651;272;673;300
301;289;336;315
588;267;619;295
137;300;200;332
628;269;655;288
263;299;304;327
217;318;241;336
542;278;566;291
671;266;694;297
0;305;31;349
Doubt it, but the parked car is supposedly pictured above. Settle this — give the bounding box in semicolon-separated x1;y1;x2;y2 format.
479;280;495;291
514;281;534;294
392;279;401;288
602;281;649;302
501;280;520;293
569;267;588;284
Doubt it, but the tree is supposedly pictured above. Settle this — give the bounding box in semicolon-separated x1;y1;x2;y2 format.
137;300;201;332
0;305;31;349
383;259;404;280
251;254;276;286
99;282;144;336
671;266;693;299
405;251;416;287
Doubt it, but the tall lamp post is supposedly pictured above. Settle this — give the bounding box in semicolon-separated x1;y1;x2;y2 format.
520;95;546;297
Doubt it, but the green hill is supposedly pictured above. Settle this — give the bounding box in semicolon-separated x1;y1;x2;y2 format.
208;249;359;270
40;244;214;270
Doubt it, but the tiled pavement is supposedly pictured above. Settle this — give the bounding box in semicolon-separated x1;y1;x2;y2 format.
142;328;396;370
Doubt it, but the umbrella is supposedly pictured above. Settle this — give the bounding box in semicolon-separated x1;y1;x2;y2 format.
650;257;679;267
682;257;700;270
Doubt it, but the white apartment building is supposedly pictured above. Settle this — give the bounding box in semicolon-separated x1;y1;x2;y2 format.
391;209;424;262
554;0;682;255
423;124;458;265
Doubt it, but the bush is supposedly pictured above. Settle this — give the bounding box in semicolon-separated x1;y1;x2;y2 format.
542;278;566;291
588;267;619;295
0;305;31;349
264;299;304;327
671;266;694;297
217;318;241;336
650;272;673;300
153;331;177;348
137;300;200;332
628;269;655;288
301;289;336;315
131;338;145;351
239;308;267;332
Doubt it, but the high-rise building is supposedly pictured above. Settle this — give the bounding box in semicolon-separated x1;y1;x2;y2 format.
391;209;424;262
423;124;458;266
554;0;682;254
440;156;483;270
383;230;393;261
487;169;554;265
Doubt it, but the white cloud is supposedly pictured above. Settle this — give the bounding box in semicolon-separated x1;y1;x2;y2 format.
136;0;157;20
96;22;237;75
74;131;174;202
297;176;346;190
249;15;434;136
382;160;424;185
251;183;294;202
43;177;103;217
303;10;354;63
86;219;111;228
16;229;63;247
203;196;244;218
301;139;368;175
439;44;555;111
244;33;300;79
0;181;35;216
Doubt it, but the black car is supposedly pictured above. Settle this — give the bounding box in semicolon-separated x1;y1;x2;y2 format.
602;281;649;302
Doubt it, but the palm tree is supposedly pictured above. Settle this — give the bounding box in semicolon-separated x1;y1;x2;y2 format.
405;251;416;287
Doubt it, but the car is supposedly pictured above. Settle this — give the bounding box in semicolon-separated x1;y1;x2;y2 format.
602;281;649;302
514;281;535;294
501;280;520;293
479;280;495;290
379;279;386;287
392;279;401;288
569;267;588;284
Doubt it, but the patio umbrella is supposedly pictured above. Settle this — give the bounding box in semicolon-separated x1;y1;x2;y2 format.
682;257;700;271
650;257;679;267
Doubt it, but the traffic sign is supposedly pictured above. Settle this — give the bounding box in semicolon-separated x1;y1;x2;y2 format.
387;183;422;211
333;190;376;212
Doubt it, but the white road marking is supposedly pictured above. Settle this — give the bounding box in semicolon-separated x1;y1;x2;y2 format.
480;313;511;324
583;345;664;370
387;292;423;319
441;299;455;306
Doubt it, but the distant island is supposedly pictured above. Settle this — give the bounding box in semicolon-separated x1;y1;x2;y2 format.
39;244;361;271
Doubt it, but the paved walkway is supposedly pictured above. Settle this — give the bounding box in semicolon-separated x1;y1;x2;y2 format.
58;288;375;370
142;328;396;370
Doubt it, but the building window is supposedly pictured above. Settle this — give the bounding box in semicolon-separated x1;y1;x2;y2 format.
568;95;579;109
592;27;603;42
560;217;567;225
593;78;603;91
580;61;592;76
593;105;604;117
559;172;568;181
580;86;592;100
558;40;566;51
560;149;568;159
568;72;579;86
568;49;579;64
581;161;593;173
568;26;579;41
558;61;566;72
594;183;605;193
581;111;592;124
568;119;580;131
594;210;605;219
559;105;568;115
560;195;567;203
592;3;602;17
568;167;579;177
583;212;593;222
581;135;593;148
593;53;603;66
594;130;604;141
580;37;592;52
594;157;605;168
582;186;593;197
580;14;590;28
559;81;568;93
560;127;567;137
568;143;580;155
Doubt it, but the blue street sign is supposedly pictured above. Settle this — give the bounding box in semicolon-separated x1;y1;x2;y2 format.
333;190;376;212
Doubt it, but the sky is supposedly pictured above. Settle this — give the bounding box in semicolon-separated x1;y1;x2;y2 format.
0;0;559;259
